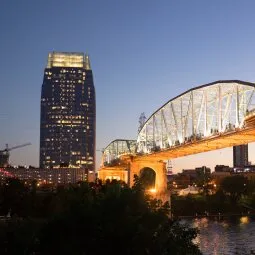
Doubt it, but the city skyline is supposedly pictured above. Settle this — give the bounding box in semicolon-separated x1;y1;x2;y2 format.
2;1;255;172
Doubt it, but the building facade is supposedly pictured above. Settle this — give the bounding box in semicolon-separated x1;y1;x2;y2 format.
233;144;248;168
215;165;232;172
40;52;96;171
0;167;95;184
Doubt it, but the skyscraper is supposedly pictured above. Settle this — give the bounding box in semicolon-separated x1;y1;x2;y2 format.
40;52;96;171
233;144;248;168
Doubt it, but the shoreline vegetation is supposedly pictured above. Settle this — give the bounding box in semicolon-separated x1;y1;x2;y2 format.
0;176;202;255
171;193;255;220
0;173;254;254
175;213;255;219
170;174;255;221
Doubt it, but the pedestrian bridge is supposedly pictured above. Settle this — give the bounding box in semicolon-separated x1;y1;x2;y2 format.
99;80;255;197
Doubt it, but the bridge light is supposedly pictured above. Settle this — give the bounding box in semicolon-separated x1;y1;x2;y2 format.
149;188;157;193
240;216;249;224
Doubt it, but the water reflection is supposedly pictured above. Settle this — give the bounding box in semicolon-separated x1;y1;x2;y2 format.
182;216;255;255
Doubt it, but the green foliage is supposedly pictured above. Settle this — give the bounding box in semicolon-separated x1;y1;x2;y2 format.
0;219;43;254
0;177;201;254
221;175;248;204
171;178;255;216
195;170;211;189
0;178;29;216
172;194;207;216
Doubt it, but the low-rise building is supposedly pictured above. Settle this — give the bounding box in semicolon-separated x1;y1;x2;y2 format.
215;165;232;172
0;167;95;185
211;171;231;185
211;171;255;184
178;186;200;196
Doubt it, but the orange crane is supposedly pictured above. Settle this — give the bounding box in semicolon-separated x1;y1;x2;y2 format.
0;143;31;167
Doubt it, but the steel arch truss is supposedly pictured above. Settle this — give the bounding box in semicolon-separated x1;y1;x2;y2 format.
103;139;137;165
137;81;255;153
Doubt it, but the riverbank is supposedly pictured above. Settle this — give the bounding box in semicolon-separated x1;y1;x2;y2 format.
171;192;255;219
173;213;255;220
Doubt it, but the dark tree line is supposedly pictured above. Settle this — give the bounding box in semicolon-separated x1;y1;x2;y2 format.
0;177;201;254
172;175;255;216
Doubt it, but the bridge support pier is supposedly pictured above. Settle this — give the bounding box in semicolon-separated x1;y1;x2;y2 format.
129;160;169;202
98;160;169;203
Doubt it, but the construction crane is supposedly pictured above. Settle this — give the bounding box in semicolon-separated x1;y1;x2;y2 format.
0;143;31;167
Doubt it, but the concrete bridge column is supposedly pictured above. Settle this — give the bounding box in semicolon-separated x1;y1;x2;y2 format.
129;160;169;201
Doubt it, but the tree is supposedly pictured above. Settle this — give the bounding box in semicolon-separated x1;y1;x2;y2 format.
0;178;29;216
194;166;211;189
221;175;248;204
0;178;202;254
37;179;201;254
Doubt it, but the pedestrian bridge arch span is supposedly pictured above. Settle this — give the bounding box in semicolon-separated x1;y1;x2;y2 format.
99;80;255;200
137;80;255;154
102;139;136;166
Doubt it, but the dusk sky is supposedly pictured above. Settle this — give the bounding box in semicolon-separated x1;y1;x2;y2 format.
1;0;255;172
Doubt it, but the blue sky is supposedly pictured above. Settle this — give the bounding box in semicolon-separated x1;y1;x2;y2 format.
1;0;255;172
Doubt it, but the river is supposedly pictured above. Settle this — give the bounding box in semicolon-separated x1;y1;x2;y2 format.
181;216;255;255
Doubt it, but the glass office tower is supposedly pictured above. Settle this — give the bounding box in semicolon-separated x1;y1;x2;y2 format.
40;52;96;171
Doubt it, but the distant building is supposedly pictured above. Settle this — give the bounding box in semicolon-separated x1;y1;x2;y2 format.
242;172;255;181
182;169;197;178
233;164;255;173
212;171;255;184
178;186;200;196
211;171;231;184
195;166;211;175
172;173;192;188
233;144;248;168
0;167;95;184
172;167;211;188
172;170;197;188
40;52;96;171
215;165;232;172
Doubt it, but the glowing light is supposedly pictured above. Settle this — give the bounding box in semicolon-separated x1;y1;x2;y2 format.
240;216;249;224
47;52;90;69
149;188;157;193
